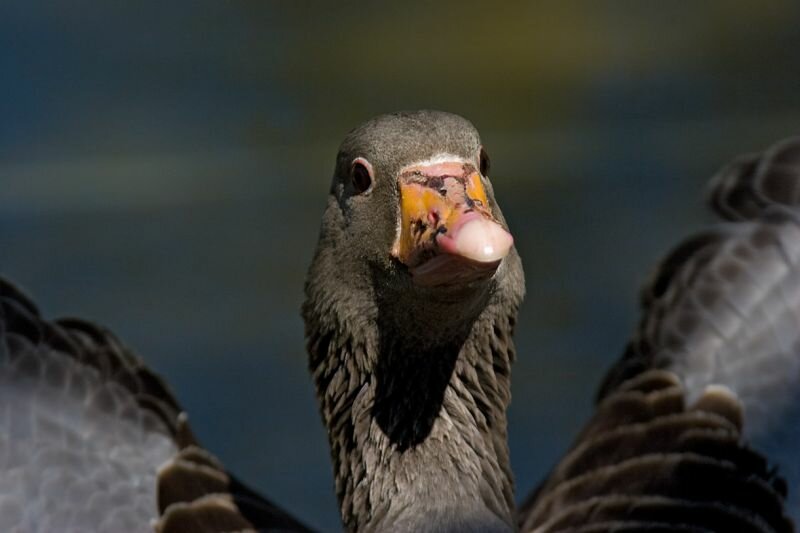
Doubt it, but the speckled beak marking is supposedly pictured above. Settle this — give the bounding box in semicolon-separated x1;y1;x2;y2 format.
391;159;513;287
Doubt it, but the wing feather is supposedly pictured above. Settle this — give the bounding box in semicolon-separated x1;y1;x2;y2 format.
0;278;311;532
522;137;800;531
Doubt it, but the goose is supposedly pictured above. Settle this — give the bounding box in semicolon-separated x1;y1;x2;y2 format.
0;110;797;532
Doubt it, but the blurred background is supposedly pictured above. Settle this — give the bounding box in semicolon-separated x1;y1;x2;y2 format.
2;1;799;530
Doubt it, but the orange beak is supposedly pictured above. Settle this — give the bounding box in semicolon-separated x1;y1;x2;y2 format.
392;161;513;287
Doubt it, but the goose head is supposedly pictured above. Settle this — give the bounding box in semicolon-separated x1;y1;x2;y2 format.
303;110;525;532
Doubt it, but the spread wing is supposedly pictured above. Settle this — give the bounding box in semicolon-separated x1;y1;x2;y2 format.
520;137;800;532
0;278;312;533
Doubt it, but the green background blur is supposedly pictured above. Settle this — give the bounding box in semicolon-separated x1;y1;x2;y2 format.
2;2;799;530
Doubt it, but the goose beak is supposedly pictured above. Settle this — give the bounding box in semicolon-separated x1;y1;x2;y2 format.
392;161;514;287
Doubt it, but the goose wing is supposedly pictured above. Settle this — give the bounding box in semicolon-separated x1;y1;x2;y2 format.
520;137;800;532
0;278;311;532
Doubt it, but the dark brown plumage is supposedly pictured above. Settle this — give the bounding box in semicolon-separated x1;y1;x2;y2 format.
302;111;524;532
0;111;797;532
526;133;800;533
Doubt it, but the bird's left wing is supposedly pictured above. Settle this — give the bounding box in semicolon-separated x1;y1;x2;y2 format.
519;137;800;532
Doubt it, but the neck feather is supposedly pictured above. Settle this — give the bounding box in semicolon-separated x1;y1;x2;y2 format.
304;267;521;532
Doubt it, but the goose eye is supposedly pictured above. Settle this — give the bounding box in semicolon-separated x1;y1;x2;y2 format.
479;147;490;177
351;158;374;194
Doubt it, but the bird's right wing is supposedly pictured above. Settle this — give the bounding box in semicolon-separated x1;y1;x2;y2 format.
0;278;312;532
520;137;800;532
